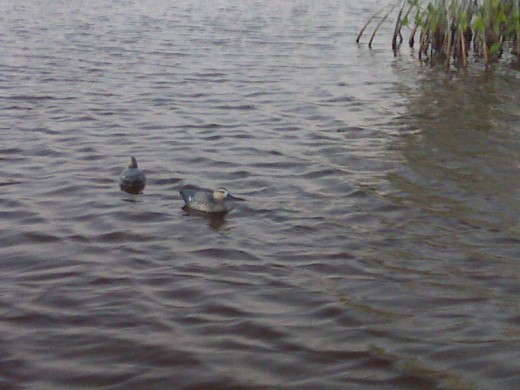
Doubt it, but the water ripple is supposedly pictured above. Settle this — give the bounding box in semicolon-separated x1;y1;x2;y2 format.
0;0;519;389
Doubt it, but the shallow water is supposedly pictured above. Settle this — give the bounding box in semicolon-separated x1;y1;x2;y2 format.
1;0;519;389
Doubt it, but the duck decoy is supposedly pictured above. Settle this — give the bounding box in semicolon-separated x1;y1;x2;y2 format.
119;156;146;194
180;185;245;213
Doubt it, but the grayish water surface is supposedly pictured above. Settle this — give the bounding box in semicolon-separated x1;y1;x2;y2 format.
1;1;519;389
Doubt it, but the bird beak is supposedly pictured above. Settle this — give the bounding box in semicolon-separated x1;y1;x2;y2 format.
228;194;246;201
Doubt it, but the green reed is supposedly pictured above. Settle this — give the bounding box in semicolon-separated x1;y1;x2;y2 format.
357;0;520;69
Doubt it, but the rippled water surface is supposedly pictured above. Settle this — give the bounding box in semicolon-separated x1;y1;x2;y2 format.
1;1;520;389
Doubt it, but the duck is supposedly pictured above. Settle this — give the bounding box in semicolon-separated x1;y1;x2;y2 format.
119;156;146;194
180;185;245;213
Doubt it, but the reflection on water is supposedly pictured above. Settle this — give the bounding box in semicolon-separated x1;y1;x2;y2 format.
390;67;520;230
0;0;519;389
182;205;228;230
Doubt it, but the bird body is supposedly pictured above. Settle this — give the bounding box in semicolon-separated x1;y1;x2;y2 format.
180;185;245;213
119;157;146;194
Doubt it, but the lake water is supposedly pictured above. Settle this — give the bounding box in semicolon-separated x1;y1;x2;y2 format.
1;1;519;389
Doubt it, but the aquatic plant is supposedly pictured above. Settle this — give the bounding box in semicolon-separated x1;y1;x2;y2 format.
357;0;520;69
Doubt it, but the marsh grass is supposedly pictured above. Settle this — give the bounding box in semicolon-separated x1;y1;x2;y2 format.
358;0;520;69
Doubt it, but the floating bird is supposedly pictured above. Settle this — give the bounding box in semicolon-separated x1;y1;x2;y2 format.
180;185;245;213
119;156;146;194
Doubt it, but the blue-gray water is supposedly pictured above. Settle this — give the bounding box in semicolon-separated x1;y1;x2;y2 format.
1;1;519;389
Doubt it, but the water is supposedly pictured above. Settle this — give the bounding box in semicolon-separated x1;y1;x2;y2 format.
1;1;519;389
